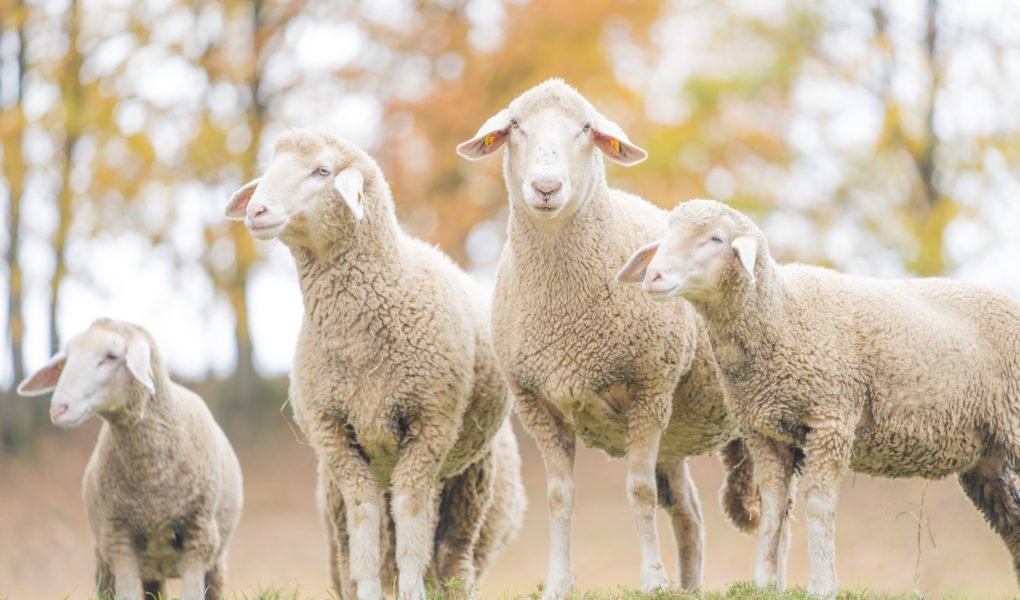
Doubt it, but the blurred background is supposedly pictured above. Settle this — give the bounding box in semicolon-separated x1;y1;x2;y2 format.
1;0;1019;597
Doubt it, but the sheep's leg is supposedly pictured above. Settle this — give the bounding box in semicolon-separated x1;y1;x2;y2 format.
515;392;576;600
339;469;385;600
204;556;226;600
96;554;115;599
141;580;164;599
311;427;385;600
656;459;704;589
434;451;494;595
391;433;448;600
110;553;142;600
800;423;851;598
318;463;355;599
625;394;671;593
179;560;208;600
746;434;796;591
959;456;1020;582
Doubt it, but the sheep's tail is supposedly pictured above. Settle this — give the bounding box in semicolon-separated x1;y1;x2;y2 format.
718;437;760;534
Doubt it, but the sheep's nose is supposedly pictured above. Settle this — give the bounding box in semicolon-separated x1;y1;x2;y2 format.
50;404;69;422
247;203;269;219
531;178;563;198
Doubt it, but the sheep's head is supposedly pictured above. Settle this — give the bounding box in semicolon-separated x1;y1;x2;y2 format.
617;200;764;304
225;130;376;247
457;78;647;220
17;319;156;427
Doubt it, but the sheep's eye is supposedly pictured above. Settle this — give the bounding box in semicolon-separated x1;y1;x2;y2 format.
313;166;331;177
582;123;591;133
509;118;519;129
710;235;724;243
102;352;120;363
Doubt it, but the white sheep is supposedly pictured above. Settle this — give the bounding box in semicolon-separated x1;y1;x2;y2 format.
619;198;1020;596
456;79;757;598
17;318;243;600
225;129;525;600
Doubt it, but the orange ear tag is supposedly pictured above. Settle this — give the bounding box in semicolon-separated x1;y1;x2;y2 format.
611;138;621;154
484;134;495;148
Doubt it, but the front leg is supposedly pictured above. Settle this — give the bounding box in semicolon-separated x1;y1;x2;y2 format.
310;421;385;600
179;559;208;600
514;392;576;600
801;419;851;598
110;552;141;600
391;418;457;600
746;434;796;590
626;395;671;593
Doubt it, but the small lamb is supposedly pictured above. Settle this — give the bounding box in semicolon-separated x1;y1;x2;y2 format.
457;79;757;598
620;199;1020;596
225;130;525;600
17;318;243;600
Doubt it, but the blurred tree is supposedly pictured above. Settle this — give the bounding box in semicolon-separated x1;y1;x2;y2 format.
49;0;81;355
0;0;31;451
1;0;27;388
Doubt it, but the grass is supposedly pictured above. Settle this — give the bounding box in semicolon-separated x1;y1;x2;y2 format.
68;582;938;600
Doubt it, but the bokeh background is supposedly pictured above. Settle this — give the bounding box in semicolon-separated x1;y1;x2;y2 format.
2;0;1020;597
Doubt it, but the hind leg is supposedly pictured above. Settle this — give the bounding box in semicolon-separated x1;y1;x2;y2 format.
433;454;493;598
142;580;164;599
318;464;355;599
656;459;705;589
96;554;115;599
959;456;1020;580
203;557;226;600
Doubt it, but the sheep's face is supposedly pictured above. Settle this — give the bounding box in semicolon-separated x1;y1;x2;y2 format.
17;322;155;427
225;132;368;247
457;79;647;221
618;200;759;304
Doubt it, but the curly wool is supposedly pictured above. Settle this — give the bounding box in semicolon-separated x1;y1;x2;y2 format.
270;131;524;596
669;199;1020;588
85;320;243;600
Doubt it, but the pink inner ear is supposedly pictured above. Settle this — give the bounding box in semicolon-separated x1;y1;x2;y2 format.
593;131;647;164
617;242;661;283
225;181;258;219
19;359;65;393
457;127;510;159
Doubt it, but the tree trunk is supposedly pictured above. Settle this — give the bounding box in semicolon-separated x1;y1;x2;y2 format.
1;7;34;452
49;0;82;355
227;0;267;407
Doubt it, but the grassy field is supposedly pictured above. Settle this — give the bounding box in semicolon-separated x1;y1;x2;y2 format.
1;417;1016;599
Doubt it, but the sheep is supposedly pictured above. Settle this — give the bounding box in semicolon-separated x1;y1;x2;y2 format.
456;78;758;598
16;318;243;600
224;129;525;600
619;198;1020;597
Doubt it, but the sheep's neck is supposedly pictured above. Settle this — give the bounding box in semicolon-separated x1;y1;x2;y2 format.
291;216;404;335
698;263;787;355
102;375;183;453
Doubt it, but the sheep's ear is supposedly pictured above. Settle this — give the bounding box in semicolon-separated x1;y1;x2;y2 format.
456;109;513;160
731;236;757;284
617;240;661;284
592;113;647;166
334;167;365;221
17;352;67;397
226;178;259;220
125;335;155;395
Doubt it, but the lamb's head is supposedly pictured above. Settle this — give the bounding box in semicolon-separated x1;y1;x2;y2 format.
225;129;384;247
457;78;647;220
17;319;156;427
618;200;766;304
